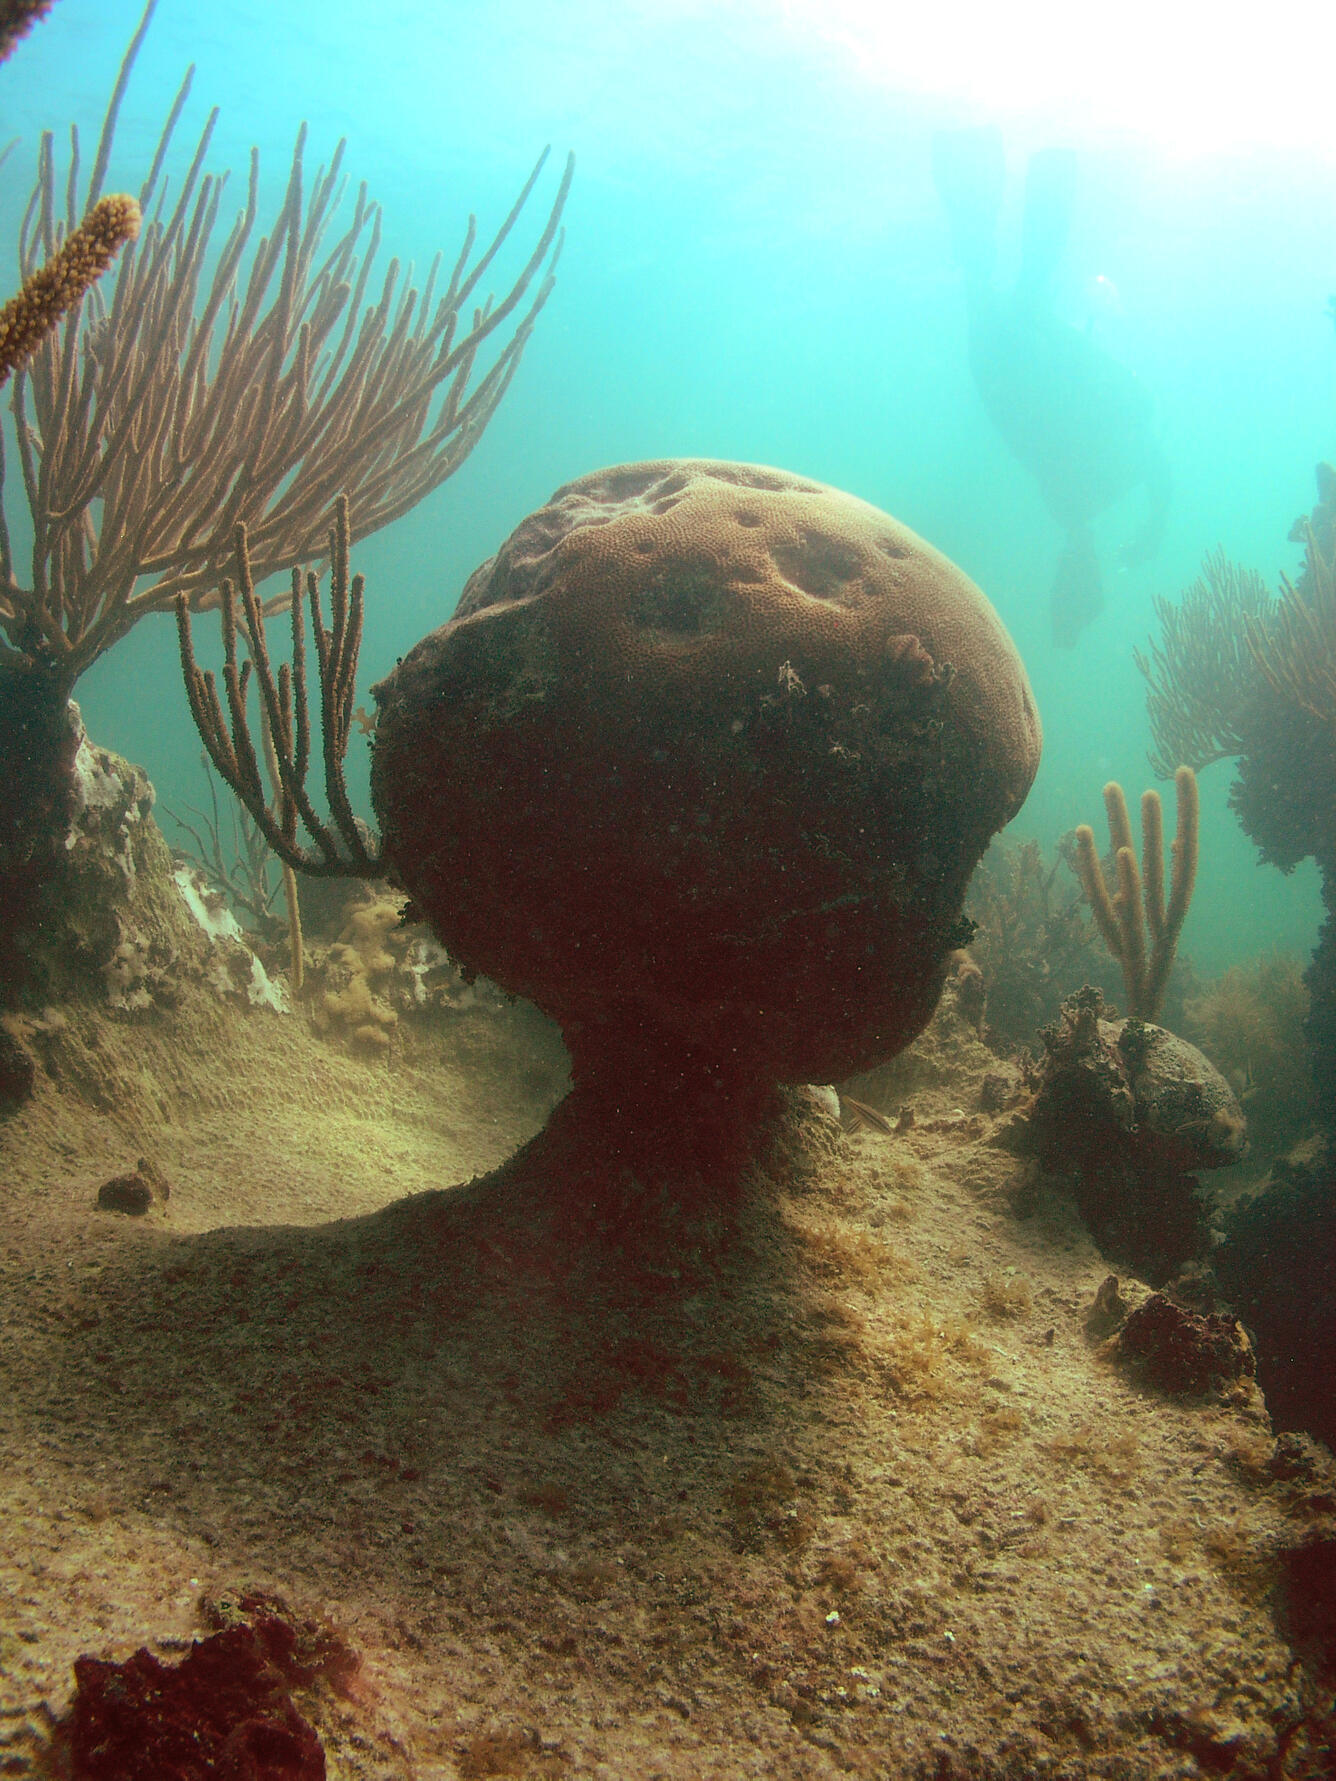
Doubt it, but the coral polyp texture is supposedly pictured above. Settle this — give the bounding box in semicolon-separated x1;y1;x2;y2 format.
371;460;1041;1130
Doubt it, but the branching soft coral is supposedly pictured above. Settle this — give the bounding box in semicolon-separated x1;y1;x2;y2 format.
1138;466;1336;1120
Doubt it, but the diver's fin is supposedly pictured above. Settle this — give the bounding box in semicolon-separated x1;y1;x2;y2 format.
931;126;1005;288
1020;147;1077;308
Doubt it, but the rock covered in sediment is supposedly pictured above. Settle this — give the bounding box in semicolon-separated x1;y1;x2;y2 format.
1030;986;1246;1175
1022;987;1246;1280
1120;1020;1249;1169
1113;1292;1255;1396
95;1157;170;1217
66;1624;325;1780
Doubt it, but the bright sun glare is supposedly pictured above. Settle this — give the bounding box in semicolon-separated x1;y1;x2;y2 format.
782;0;1336;155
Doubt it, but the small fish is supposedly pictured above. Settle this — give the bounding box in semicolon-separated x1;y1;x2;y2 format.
839;1095;898;1136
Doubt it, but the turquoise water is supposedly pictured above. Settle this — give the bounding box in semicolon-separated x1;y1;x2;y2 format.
5;0;1328;973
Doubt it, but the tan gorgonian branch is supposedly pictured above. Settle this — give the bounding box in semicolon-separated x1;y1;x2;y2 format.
0;194;141;385
1074;766;1199;1021
176;495;383;881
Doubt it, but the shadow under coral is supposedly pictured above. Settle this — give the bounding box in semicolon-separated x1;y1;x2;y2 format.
25;1093;853;1611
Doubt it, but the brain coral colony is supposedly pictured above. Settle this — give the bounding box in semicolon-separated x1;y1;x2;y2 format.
181;460;1041;1201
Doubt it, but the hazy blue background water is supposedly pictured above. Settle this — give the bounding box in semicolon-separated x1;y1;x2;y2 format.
4;0;1331;974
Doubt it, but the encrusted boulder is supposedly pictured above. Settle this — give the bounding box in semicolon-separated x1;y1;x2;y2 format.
1;704;289;1018
371;460;1040;1153
95;1157;171;1217
0;1025;35;1106
1113;1292;1255;1397
1217;1142;1336;1452
1026;987;1246;1280
66;1624;325;1781
1031;987;1246;1173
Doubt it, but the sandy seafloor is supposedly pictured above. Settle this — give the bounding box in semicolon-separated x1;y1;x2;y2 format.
0;872;1332;1779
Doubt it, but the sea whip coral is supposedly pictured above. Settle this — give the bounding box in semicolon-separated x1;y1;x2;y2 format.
1074;766;1199;1021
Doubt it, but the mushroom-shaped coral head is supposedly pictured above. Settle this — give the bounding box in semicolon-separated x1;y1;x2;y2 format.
371;460;1040;1123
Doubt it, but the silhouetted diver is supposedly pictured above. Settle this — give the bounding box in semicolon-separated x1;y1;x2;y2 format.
933;127;1170;646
